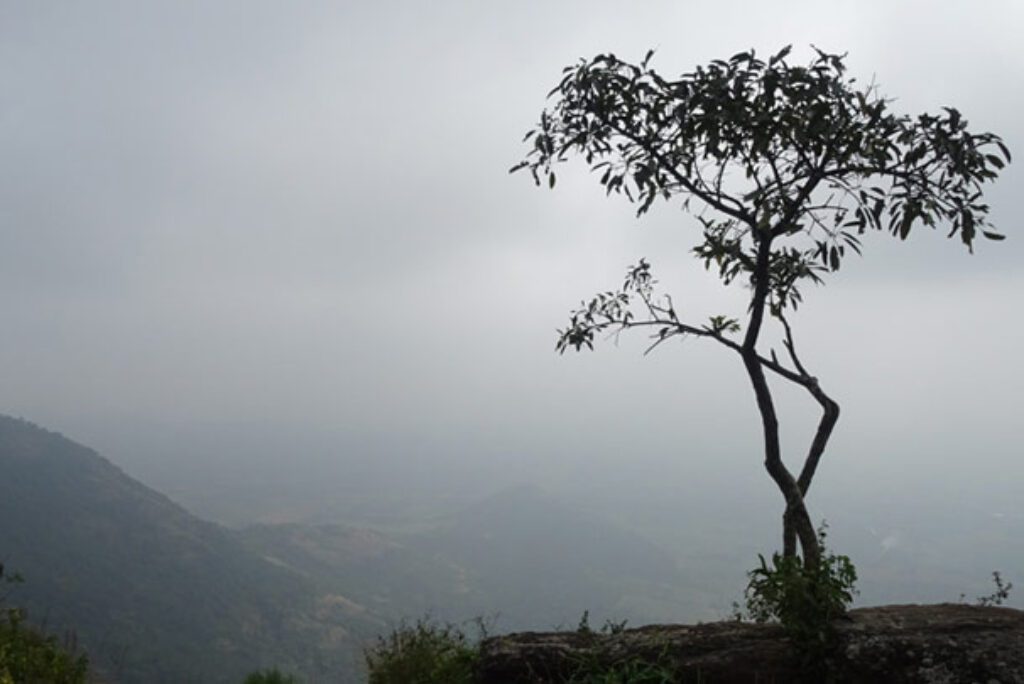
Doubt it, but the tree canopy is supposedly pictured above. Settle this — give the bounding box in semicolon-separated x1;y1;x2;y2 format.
515;46;1007;309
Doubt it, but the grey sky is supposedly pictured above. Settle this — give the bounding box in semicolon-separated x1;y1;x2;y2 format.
2;0;1022;568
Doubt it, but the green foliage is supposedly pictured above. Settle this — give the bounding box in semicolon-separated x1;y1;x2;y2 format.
242;667;299;683
364;614;672;684
364;618;479;684
0;567;88;684
518;45;1010;354
741;526;857;672
515;46;1009;308
575;610;628;636
565;658;676;684
565;615;673;683
575;609;593;633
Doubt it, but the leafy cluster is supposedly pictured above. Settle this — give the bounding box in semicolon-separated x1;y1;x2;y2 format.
741;526;857;673
574;610;629;636
242;667;299;684
364;618;479;684
557;258;740;355
514;45;1009;312
0;566;88;684
564;657;675;684
365;613;678;684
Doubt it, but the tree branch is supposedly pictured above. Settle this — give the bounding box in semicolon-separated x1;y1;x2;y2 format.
606;119;756;226
777;312;840;495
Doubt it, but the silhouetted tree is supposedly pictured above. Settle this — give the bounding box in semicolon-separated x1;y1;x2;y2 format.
513;46;1009;568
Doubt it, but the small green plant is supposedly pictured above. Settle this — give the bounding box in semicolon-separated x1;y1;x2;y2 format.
975;571;1013;607
576;609;593;634
565;612;674;683
565;657;676;684
0;565;89;684
600;618;628;636
575;610;628;636
242;667;299;683
741;524;857;674
364;618;480;684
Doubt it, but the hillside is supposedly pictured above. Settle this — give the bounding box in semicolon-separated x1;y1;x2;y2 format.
0;415;712;682
0;415;378;682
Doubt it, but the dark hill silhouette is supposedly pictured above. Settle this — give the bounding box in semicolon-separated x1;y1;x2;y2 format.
0;415;373;682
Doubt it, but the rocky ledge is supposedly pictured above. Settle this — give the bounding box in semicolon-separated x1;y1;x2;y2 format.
475;603;1024;683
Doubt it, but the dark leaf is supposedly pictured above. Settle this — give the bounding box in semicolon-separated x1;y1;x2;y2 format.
899;212;913;240
769;45;792;65
996;139;1012;162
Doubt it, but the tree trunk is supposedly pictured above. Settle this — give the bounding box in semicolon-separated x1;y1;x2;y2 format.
743;234;821;568
783;508;797;557
741;347;821;568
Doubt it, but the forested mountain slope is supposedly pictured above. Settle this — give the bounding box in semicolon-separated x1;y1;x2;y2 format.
0;415;376;682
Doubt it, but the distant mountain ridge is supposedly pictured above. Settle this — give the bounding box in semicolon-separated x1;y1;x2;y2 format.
0;414;708;682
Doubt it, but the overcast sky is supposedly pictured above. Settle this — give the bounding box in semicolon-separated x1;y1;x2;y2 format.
2;1;1022;556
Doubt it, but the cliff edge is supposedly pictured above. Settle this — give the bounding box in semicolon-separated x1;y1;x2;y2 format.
476;603;1024;683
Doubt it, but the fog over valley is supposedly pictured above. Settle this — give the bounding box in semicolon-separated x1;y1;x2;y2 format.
1;1;1022;681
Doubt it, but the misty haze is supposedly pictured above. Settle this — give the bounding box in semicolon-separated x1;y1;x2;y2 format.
1;2;1022;682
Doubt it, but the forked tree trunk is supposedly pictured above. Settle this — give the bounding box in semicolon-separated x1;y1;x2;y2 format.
744;235;823;569
784;501;819;568
743;344;822;569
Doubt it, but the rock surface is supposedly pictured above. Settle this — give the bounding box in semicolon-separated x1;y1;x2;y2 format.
475;604;1024;683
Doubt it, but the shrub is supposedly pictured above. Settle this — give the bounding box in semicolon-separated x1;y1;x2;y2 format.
574;610;628;636
242;667;299;683
364;618;478;684
0;566;89;684
741;525;857;673
565;657;675;684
